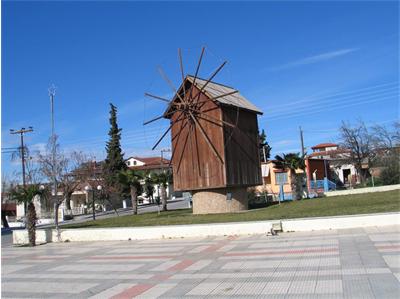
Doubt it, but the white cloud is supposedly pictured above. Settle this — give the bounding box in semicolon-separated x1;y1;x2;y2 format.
268;48;359;71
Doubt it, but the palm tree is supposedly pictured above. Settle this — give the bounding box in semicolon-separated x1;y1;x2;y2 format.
10;184;47;246
144;175;155;204
119;169;143;215
274;153;305;200
151;171;172;212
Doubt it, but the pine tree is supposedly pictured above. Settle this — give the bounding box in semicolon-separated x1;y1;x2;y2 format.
104;103;127;187
259;129;272;163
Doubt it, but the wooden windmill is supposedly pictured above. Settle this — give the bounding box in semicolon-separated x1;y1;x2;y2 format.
144;48;263;214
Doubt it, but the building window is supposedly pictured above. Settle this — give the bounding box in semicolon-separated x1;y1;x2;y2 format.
127;161;131;166
275;172;288;185
133;161;137;165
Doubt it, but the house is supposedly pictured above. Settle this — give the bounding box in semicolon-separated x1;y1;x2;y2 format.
126;156;171;172
257;160;303;200
125;156;173;201
308;143;359;186
257;157;333;200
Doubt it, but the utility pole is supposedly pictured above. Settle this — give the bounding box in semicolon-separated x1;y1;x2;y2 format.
48;85;57;197
299;126;309;198
10;127;34;187
161;148;171;173
299;126;305;157
10;127;33;215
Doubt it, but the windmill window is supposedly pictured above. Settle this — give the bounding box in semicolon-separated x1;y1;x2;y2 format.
275;173;288;185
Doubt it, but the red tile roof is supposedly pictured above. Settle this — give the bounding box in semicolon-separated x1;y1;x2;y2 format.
308;148;350;158
131;156;170;165
311;143;338;150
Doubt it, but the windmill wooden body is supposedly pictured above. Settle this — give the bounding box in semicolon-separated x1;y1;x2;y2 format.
144;48;263;214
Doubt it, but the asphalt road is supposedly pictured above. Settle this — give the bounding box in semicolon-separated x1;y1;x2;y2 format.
60;197;191;226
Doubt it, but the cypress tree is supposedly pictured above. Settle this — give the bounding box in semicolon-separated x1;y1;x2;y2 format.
259;129;272;163
104;103;127;186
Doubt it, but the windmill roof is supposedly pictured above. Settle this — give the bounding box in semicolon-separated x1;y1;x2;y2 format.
187;76;263;114
166;76;263;115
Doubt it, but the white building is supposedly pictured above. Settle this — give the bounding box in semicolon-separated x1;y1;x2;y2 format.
309;143;359;186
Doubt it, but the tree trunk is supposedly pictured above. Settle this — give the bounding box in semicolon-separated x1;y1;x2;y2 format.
27;202;37;246
54;203;59;231
65;193;73;216
2;212;9;228
290;171;299;200
131;185;138;215
65;195;71;210
161;185;167;211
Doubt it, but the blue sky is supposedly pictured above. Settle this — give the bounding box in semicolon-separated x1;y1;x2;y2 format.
2;1;399;179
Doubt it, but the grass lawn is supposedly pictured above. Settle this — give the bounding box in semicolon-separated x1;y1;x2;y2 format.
63;190;400;229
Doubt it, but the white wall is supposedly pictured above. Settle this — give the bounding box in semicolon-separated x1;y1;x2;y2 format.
126;157;145;167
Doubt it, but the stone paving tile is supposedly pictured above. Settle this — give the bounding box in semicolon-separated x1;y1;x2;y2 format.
342;276;375;299
2;226;400;298
383;254;400;268
135;283;177;298
185;282;221;295
287;280;316;294
315;279;343;294
368;273;400;299
86;283;133;299
2;281;98;294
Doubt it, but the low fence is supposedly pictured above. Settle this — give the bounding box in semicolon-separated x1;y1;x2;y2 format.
13;212;400;245
325;184;400;197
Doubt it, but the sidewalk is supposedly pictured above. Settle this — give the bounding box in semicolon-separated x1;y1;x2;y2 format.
2;225;400;298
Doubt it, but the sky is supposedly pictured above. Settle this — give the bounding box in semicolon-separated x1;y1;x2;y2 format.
1;0;399;180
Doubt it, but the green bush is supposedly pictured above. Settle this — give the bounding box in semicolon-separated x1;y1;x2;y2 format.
380;165;400;186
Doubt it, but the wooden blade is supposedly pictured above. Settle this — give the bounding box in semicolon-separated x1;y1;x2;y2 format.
192;60;227;105
176;124;191;173
189;111;224;164
196;90;239;106
151;113;184;150
198;61;227;93
157;66;186;105
144;93;170;103
169;117;187;168
143;108;182;126
171;119;188;141
193;121;201;176
143;114;164;126
196;114;236;128
178;48;186;98
151;126;172;151
188;46;205;100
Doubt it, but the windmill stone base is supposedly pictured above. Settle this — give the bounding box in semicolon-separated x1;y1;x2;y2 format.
192;187;248;214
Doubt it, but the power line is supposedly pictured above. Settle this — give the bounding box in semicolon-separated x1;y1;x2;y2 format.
262;81;397;113
10;127;34;187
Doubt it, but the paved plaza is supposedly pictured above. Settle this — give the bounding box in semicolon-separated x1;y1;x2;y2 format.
2;225;400;298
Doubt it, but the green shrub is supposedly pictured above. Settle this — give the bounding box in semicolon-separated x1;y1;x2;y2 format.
380;165;400;185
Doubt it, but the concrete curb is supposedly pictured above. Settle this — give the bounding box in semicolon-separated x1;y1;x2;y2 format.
325;184;400;197
13;212;400;245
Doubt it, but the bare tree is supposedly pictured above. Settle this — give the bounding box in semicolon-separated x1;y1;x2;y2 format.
37;136;87;233
339;121;374;184
370;122;400;185
76;159;120;217
371;121;400;150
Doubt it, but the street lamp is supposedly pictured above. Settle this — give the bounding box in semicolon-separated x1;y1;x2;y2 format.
84;185;96;220
97;185;104;212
